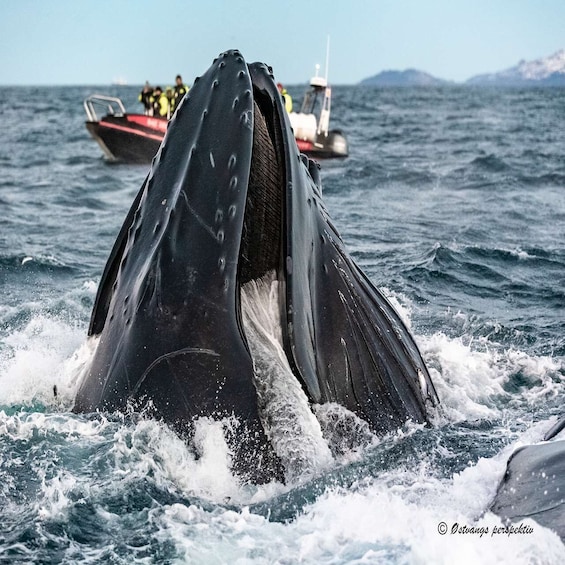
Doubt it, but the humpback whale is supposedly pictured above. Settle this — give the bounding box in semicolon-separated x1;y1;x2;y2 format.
74;50;438;482
491;418;565;540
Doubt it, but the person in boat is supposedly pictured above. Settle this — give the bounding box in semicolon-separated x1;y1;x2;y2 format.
165;87;174;118
138;81;154;115
277;82;293;113
152;86;170;118
173;74;189;112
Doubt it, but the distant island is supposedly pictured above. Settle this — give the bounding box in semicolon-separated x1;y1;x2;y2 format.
359;49;565;86
466;49;565;85
360;69;447;87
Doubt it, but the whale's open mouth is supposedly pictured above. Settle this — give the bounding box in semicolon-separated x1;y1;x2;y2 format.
74;50;438;484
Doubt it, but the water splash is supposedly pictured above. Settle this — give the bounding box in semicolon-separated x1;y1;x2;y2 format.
240;271;333;483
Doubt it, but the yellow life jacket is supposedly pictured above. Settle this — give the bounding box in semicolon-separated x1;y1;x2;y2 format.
155;93;169;117
281;89;293;113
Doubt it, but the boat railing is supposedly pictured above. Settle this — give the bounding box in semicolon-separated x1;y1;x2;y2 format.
84;94;127;122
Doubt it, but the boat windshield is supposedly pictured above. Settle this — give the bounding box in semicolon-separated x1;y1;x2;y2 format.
300;85;325;115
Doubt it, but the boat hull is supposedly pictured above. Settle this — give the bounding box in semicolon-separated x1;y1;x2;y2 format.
296;130;349;159
86;114;348;163
86;115;166;163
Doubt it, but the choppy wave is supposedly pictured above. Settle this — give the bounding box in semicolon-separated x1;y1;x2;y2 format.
1;84;564;562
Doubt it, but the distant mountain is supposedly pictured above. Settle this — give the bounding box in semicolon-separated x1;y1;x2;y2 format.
360;69;448;87
467;50;565;85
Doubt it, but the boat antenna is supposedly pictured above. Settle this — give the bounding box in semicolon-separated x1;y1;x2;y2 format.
325;35;330;83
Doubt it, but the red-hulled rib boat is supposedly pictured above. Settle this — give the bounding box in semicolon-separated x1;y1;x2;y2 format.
84;95;167;163
84;75;348;163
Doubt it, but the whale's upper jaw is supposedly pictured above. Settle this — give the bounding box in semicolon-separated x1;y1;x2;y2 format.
86;50;297;342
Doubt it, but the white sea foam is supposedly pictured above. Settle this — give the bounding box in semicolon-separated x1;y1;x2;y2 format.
381;286;414;330
0;314;89;409
156;427;565;564
0;410;111;443
419;329;564;425
158;422;560;564
2;406;562;564
421;332;509;422
108;415;245;503
36;469;77;521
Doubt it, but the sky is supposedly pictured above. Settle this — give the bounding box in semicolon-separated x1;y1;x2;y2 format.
0;0;564;86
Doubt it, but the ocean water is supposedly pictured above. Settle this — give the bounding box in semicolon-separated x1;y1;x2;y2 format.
0;83;564;564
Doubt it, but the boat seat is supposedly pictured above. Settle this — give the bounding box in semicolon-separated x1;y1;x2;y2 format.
288;112;318;142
